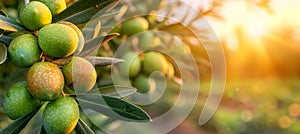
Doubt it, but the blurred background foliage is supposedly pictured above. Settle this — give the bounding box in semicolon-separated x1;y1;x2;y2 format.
0;0;300;134
181;0;300;134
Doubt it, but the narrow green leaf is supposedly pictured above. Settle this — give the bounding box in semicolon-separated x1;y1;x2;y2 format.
74;120;85;134
53;0;119;23
0;108;39;134
62;7;100;25
159;23;195;36
22;102;48;134
0;10;8;16
89;85;136;98
85;56;124;66
76;95;151;122
61;0;118;25
92;11;119;21
79;33;119;57
75;118;95;134
93;21;101;38
0;43;7;64
0;35;13;46
93;126;110;134
39;126;46;134
83;11;119;35
0;10;7;35
0;14;25;32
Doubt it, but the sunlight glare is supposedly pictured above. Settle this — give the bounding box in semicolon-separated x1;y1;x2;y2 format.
245;22;266;38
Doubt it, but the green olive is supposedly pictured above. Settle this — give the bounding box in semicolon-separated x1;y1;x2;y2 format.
142;51;169;75
122;17;149;36
118;52;141;78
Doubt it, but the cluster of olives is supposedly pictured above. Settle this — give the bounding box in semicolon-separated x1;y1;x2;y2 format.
117;51;174;93
113;17;175;93
3;1;97;133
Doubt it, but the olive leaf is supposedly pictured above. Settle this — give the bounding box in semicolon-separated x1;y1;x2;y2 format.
21;102;48;134
39;126;46;134
159;23;195;36
0;108;40;134
75;118;95;134
0;14;25;32
0;10;7;16
76;95;151;122
88;85;137;98
0;35;13;46
0;43;7;64
0;10;7;35
83;11;119;37
79;33;120;57
93;11;120;21
85;56;124;66
53;0;119;23
59;0;119;25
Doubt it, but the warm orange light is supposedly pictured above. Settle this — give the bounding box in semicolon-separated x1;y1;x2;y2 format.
289;103;300;117
278;116;292;129
245;22;266;38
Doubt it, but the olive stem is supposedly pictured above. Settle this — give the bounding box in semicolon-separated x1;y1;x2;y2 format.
40;52;45;62
24;0;29;4
61;91;68;97
43;56;71;67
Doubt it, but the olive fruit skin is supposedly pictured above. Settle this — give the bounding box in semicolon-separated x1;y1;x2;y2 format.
121;17;149;36
43;97;79;134
37;0;66;16
142;51;169;75
19;1;52;30
38;23;79;58
8;34;41;68
27;62;64;101
58;21;84;55
133;74;151;93
3;82;41;120
138;32;161;49
118;52;141;78
63;57;97;93
166;62;175;78
6;8;18;20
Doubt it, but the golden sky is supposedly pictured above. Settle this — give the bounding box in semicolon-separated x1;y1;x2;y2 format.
202;0;300;50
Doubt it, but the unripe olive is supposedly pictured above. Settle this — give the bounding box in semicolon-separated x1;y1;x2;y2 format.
27;62;64;101
8;34;41;68
109;24;122;34
63;56;97;93
38;23;79;58
37;0;66;16
167;62;175;78
133;74;151;93
20;1;52;30
43;97;79;134
138;32;161;49
6;8;18;20
147;11;158;26
118;52;141;78
58;21;84;55
142;51;169;75
3;82;41;120
122;17;149;36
